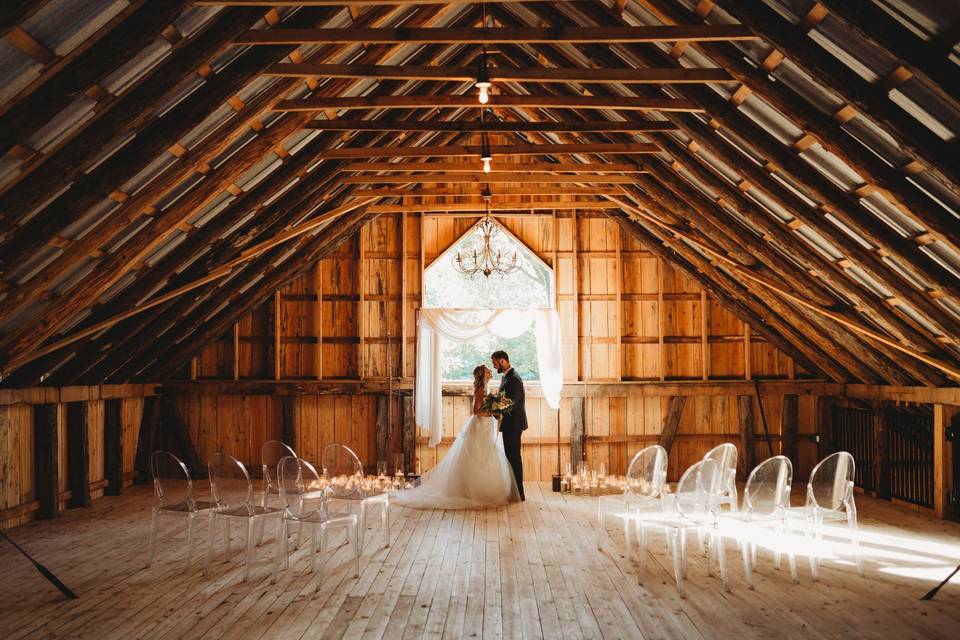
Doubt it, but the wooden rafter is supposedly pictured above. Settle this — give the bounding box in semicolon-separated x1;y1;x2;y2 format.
353;187;623;197
235;25;760;45
316;141;659;159
339;174;640;184
341;161;647;173
275;94;703;112
264;62;734;84
305;118;678;132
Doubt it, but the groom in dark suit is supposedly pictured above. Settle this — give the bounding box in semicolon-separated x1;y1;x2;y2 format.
492;350;527;501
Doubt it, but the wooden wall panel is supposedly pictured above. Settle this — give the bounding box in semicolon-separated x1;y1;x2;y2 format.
157;211;811;485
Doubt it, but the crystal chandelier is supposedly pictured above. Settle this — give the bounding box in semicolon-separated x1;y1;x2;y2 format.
454;196;521;279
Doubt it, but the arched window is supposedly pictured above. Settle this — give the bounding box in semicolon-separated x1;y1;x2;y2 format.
423;218;554;381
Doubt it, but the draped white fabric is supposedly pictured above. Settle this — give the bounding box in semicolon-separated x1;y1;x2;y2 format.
415;308;563;447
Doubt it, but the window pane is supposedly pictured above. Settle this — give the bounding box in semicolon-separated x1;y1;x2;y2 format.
423;220;553;309
440;327;541;382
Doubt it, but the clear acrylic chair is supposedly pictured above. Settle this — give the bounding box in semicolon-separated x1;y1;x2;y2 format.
637;459;730;596
726;455;798;589
792;451;864;580
321;443;390;552
204;452;283;581
256;440;297;545
703;443;738;512
147;451;216;569
596;445;667;560
272;456;359;583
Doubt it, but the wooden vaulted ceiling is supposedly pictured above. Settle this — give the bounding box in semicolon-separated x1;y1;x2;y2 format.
0;0;958;388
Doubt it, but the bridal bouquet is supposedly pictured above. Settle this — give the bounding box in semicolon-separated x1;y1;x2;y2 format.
481;391;514;420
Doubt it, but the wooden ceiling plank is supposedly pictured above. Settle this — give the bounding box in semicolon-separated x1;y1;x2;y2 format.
368;201;619;213
317;141;659;159
352;187;623;196
275;94;703;112
235;25;760;45
264;62;734;83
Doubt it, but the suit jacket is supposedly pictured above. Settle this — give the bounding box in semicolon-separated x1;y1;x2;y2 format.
497;368;528;433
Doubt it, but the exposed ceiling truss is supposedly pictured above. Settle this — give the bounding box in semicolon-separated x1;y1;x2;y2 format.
0;0;956;388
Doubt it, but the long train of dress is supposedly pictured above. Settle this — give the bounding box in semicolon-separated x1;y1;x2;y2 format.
392;414;520;509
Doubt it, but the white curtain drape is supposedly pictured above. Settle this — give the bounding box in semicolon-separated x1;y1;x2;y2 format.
415;308;563;447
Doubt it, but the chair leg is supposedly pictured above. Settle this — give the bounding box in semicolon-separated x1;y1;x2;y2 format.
729;484;739;513
244;518;256;582
680;528;688;579
636;523;647;585
596;502;604;551
716;531;730;592
282;517;290;570
222;517;231;563
809;514;821;582
186;513;195;569
359;502;368;556
204;514;216;575
740;532;753;590
670;528;685;598
272;518;286;584
352;522;360;578
311;522;320;574
380;500;390;549
786;518;799;585
147;509;160;568
842;500;864;578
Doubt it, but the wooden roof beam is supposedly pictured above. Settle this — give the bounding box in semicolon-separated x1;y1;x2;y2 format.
712;0;960;191
353;187;624;197
317;141;659;159
816;0;960;109
368;201;620;213
138;210;375;383
275;94;703;112
634;0;960;258
264;62;735;84
304;118;678;132
613;211;852;382
338;174;641;184
341;161;647;173
0;1;191;157
235;24;759;45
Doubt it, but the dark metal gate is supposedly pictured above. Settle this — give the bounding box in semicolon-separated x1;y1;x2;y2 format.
886;406;934;509
831;405;874;492
831;404;935;509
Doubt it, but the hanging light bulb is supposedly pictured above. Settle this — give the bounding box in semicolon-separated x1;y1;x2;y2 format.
480;133;492;173
475;50;491;105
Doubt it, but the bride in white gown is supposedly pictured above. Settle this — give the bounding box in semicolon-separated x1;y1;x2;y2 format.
392;365;520;509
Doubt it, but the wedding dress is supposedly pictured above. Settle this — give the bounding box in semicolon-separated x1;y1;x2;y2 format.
391;411;520;509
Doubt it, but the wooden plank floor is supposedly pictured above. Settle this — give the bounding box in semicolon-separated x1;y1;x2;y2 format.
1;483;959;639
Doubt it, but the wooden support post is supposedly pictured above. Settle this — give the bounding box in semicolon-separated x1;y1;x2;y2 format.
273;290;282;382
743;323;752;380
816;396;837;459
933;403;958;519
615;222;622;382
134;396;161;485
33;403;60;519
402;396;416;474
376;394;390;468
571;395;585;466
700;289;709;381
279;395;296;449
737;395;756;476
103;398;123;496
232;322;240;381
782;394;799;469
873;404;891;500
316;261;324;380
657;258;665;381
658;395;687;454
358;228;366;379
400;211;407;379
65;401;90;509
